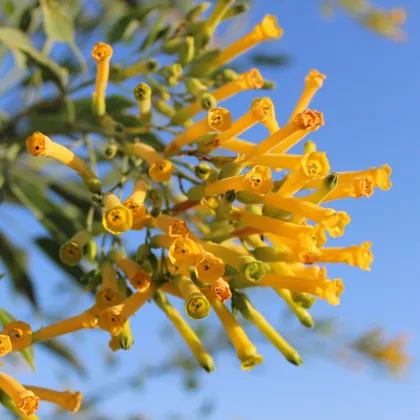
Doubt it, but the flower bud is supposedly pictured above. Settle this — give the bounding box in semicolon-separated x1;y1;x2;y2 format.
136;244;151;264
186;2;212;22
59;232;89;266
195;163;214;181
104;144;118;159
200;93;217;110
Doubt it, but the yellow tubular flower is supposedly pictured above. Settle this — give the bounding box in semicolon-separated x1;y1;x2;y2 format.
211;278;232;303
252;153;303;171
260;273;344;306
114;252;151;291
170;68;264;125
195;253;225;284
0;374;39;417
173;275;211;320
208;98;276;150
24;387;82;413
238;211;327;245
123;179;150;229
233;292;303;365
154;291;214;372
31;310;97;344
204;166;273;196
206;292;263;370
1;321;32;352
125;142;174;182
168;220;190;239
303;165;392;191
92;42;113;116
103;193;133;234
272;110;324;154
198;14;283;74
26;132;101;193
262;193;349;233
168;238;201;267
246;109;324;160
288;69;326;123
90;261;123;316
164;107;232;156
314;242;374;271
322;177;374;202
275;152;330;197
221;138;256;154
99;284;156;336
59;231;90;266
133;83;152;123
0;335;12;357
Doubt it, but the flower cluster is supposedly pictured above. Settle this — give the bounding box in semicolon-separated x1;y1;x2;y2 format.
0;1;409;416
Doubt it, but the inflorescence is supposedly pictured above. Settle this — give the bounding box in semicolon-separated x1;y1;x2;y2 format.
0;1;408;417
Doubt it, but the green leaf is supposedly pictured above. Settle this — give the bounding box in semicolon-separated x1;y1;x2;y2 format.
0;27;68;88
9;179;80;241
40;0;74;43
0;234;38;308
0;273;5;280
251;53;290;67
0;309;35;371
107;14;134;44
39;338;86;375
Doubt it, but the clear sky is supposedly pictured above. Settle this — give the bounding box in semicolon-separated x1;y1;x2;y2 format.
1;1;419;419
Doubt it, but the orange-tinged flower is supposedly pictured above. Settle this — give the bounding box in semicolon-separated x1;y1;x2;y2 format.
275;152;330;197
211;278;232;303
168;220;190;239
326;211;351;238
243;165;274;194
98;305;126;337
315;242;374;271
1;321;32;352
149;159;174;182
195;254;225;284
92;42;113;62
168;238;201;267
260;273;344;306
288;69;326;123
103;193;133;234
0;334;12;357
123;179;149;222
92;42;113;116
165;107;232;156
24;386;83;413
114;252;151;291
323;176;374;202
26;132;101;192
0;373;39;416
170;69;264;125
304;164;392;191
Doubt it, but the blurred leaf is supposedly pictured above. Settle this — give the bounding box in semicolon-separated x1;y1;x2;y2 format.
0;27;68;89
35;237;86;286
49;182;101;219
251;53;290;67
0;273;5;280
0;308;35;371
40;0;75;43
39;338;86;375
9;178;80;240
0;234;37;308
107;14;134;43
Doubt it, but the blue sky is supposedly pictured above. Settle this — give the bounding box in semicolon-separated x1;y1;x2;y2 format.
1;1;420;419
